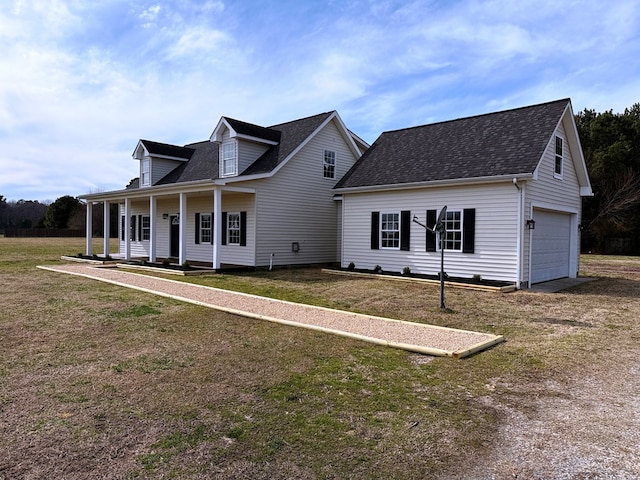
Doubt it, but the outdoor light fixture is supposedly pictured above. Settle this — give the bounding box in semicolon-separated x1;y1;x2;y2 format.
526;219;536;230
162;213;169;220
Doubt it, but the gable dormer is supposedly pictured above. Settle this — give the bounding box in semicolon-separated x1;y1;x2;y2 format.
132;140;194;187
210;117;280;178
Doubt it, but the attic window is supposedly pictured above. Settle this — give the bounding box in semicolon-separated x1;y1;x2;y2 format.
323;150;336;179
554;136;563;178
141;158;150;186
221;141;237;177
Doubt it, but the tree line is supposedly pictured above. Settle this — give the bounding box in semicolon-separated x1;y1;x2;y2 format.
2;103;639;252
0;195;118;236
576;103;640;254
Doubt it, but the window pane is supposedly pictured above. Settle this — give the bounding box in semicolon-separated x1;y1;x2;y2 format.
228;213;241;245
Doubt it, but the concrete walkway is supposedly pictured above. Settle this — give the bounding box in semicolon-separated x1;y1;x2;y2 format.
527;277;596;293
38;264;504;359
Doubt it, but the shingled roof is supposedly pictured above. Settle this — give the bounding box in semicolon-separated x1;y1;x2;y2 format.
152;111;334;185
138;139;195;160
335;99;570;190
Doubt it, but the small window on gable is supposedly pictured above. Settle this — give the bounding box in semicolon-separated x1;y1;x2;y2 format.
141;158;150;186
323;150;336;179
221;141;237;177
554;136;563;178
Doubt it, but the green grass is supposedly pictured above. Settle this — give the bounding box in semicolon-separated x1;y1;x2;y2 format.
1;238;639;478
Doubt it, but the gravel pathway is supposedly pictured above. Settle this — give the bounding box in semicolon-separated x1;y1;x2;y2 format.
38;264;503;358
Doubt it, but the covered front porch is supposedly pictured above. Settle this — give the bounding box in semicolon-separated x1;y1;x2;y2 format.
82;184;256;270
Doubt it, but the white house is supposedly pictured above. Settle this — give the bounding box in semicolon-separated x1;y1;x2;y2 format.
81;111;368;269
334;98;593;288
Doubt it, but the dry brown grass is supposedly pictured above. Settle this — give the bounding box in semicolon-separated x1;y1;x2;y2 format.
1;239;639;479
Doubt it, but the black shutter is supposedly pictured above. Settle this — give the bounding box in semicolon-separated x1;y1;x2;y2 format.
370;212;380;250
426;210;437;252
240;211;247;246
400;210;411;251
120;216;124;241
221;212;228;245
195;213;200;244
138;215;142;242
463;208;476;253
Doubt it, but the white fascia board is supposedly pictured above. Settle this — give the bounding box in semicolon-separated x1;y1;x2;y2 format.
332;111;369;157
235;133;279;145
334;173;534;194
210;117;234;143
563;101;593;192
132;140;147;159
80;179;218;202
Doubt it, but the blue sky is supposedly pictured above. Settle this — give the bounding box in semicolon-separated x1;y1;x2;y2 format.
1;0;638;202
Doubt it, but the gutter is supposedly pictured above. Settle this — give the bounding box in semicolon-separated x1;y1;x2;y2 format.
334;173;534;194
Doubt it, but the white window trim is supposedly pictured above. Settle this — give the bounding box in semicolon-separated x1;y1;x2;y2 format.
142;215;150;241
380;212;400;250
323;149;336;179
221;141;237;177
436;209;463;252
141;157;151;186
227;212;241;245
200;213;212;244
554;135;564;179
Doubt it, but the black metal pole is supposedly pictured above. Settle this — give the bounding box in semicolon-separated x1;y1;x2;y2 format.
440;233;445;309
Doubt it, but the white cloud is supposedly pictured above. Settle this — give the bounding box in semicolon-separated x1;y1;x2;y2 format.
0;0;638;201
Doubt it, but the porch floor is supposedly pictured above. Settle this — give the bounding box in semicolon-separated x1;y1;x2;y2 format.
38;263;504;358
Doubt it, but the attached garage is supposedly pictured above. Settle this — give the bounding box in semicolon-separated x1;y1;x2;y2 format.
530;209;573;284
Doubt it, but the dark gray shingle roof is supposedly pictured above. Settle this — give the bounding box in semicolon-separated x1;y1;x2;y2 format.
149;111;334;186
335;99;570;189
223;117;282;143
139;139;195;159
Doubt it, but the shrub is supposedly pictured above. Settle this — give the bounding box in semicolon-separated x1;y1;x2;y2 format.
347;261;356;271
472;274;483;282
402;266;411;275
373;265;382;273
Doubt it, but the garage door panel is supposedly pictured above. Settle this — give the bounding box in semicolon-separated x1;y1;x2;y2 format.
531;210;571;284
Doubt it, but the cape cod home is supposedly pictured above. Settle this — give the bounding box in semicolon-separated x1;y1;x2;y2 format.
81;111;368;269
333;98;592;288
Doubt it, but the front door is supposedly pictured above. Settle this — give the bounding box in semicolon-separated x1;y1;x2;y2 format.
170;215;180;258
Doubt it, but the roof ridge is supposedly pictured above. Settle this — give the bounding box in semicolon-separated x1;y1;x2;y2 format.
382;98;570;135
268;111;334;129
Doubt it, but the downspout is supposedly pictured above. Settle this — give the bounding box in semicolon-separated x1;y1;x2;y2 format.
513;178;523;289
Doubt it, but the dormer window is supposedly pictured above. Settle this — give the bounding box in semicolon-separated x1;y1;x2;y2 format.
141;157;150;186
221;141;237;177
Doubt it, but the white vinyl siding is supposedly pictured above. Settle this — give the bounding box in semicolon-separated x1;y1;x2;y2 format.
341;183;519;282
239;119;360;267
525;119;581;283
152;158;183;185
237;140;270;175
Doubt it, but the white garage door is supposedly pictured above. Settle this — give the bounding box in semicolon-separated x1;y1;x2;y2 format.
531;210;571;284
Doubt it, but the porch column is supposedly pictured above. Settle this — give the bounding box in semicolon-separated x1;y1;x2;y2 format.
124;198;131;260
103;201;110;258
212;188;222;270
85;202;93;256
149;195;157;263
179;192;187;265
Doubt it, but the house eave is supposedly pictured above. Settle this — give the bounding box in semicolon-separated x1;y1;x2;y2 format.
80;179;218;202
334;173;534;194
